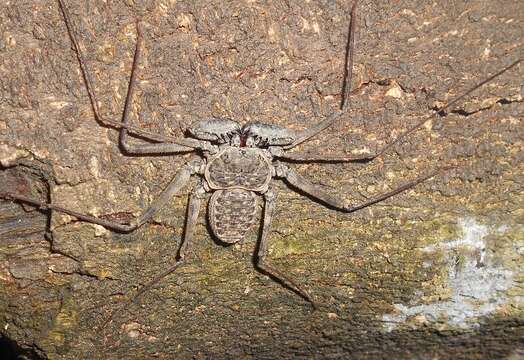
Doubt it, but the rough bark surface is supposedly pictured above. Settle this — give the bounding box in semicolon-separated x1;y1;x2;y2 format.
0;0;523;359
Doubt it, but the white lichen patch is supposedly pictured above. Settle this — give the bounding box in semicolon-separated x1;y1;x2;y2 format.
0;144;30;166
385;83;404;99
93;224;110;237
88;155;100;179
382;218;515;332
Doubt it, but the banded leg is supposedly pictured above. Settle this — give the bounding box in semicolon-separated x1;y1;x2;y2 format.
101;182;206;328
276;162;450;213
0;161;201;232
255;187;316;308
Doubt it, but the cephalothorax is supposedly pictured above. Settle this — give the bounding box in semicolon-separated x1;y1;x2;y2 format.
1;0;521;328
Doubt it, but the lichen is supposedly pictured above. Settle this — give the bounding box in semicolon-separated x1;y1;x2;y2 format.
382;217;517;331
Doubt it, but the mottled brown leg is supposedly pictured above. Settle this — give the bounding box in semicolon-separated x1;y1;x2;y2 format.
277;162;451;213
101;182;206;328
255;187;317;308
0;161;200;232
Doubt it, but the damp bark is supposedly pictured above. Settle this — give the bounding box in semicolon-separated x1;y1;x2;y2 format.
0;1;523;359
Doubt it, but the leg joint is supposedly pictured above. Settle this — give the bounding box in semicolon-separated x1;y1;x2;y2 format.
273;161;288;178
263;187;277;202
191;183;207;199
185;158;205;175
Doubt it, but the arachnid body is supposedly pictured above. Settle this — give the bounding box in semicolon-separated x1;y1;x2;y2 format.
0;0;522;333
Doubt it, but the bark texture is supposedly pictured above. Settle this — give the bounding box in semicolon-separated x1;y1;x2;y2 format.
0;0;523;359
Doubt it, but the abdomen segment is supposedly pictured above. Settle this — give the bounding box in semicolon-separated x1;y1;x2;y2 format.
208;189;258;244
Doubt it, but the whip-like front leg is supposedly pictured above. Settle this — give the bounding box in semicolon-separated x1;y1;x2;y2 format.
118;21;197;155
0;161;202;232
255;187;316;307
276;163;448;213
58;0;205;151
284;0;359;150
278;58;523;163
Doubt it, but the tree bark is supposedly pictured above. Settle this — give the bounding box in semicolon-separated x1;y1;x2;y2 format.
0;0;522;359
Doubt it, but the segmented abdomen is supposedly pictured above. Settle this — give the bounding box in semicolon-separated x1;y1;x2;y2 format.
208;189;257;244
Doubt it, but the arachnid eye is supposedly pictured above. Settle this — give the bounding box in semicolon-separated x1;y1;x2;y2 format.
242;122;296;147
188;118;241;143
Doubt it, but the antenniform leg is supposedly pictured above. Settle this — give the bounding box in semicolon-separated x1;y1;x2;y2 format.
277;58;523;162
0;160;202;232
255;187;316;307
284;0;359;150
276;162;449;213
118;22;196;155
101;182;206;328
58;0;204;150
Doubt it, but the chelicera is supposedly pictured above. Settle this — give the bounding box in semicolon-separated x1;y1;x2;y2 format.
0;0;521;327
